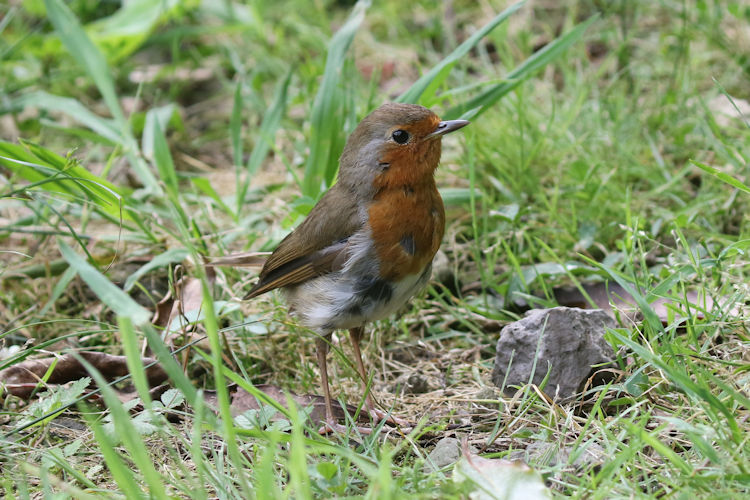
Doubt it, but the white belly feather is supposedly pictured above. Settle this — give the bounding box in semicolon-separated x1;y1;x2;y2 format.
284;227;432;332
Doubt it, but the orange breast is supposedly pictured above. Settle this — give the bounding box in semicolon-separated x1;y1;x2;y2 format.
367;182;445;281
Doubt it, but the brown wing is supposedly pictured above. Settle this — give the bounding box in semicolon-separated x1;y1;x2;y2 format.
244;184;361;299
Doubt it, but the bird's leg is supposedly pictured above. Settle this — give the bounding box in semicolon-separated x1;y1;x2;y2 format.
315;335;342;434
348;327;411;427
316;333;376;435
348;327;378;413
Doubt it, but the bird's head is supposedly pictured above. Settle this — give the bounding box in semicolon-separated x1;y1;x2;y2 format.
338;103;469;199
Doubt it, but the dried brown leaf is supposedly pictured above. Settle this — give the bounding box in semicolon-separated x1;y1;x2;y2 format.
0;352;167;399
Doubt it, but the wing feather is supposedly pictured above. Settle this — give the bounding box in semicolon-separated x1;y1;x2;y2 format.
244;185;361;298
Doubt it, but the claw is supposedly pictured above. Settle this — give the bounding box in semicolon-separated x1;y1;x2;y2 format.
366;407;412;428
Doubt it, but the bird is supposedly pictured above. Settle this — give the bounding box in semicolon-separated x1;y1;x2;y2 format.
244;102;469;432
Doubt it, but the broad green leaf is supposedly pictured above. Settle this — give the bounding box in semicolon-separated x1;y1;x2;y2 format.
88;0;184;62
18;377;91;428
160;388;185;409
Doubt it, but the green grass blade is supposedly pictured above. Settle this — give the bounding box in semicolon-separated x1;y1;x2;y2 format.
39;266;78;316
36;449;99;492
219;365;293;420
255;438;283;498
302;1;368;197
586;258;663;334
0;140;133;225
118;316;154;408
611;330;741;443
75;354;169;500
43;0;161;193
80;403;146;499
151;120;189;226
624;421;693;475
188;390;210;500
237;70;292;210
446;14;599;120
152;121;180;197
45;202;95;263
287;397;312;499
7;92;122;144
43;0;125;124
143;325;202;407
142;104;177;160
200;277;254;497
124;247;189;291
690;159;750;194
230;81;243;169
58;239;151;325
192;176;235;219
397;1;524;105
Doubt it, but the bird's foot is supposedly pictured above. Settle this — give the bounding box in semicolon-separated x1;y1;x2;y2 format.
317;419;374;436
316;407;412;435
366;407;413;429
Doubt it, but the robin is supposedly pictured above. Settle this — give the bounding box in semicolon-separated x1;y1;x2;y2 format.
245;103;469;432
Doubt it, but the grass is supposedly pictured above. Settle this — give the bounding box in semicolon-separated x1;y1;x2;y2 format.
1;0;749;497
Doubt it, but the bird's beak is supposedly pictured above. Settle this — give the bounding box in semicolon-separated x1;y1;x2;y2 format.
426;119;470;140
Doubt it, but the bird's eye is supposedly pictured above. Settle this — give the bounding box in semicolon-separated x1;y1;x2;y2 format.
392;129;410;144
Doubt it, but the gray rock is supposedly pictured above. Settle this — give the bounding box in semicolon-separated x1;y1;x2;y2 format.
491;307;616;399
423;437;462;472
423;437;478;473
